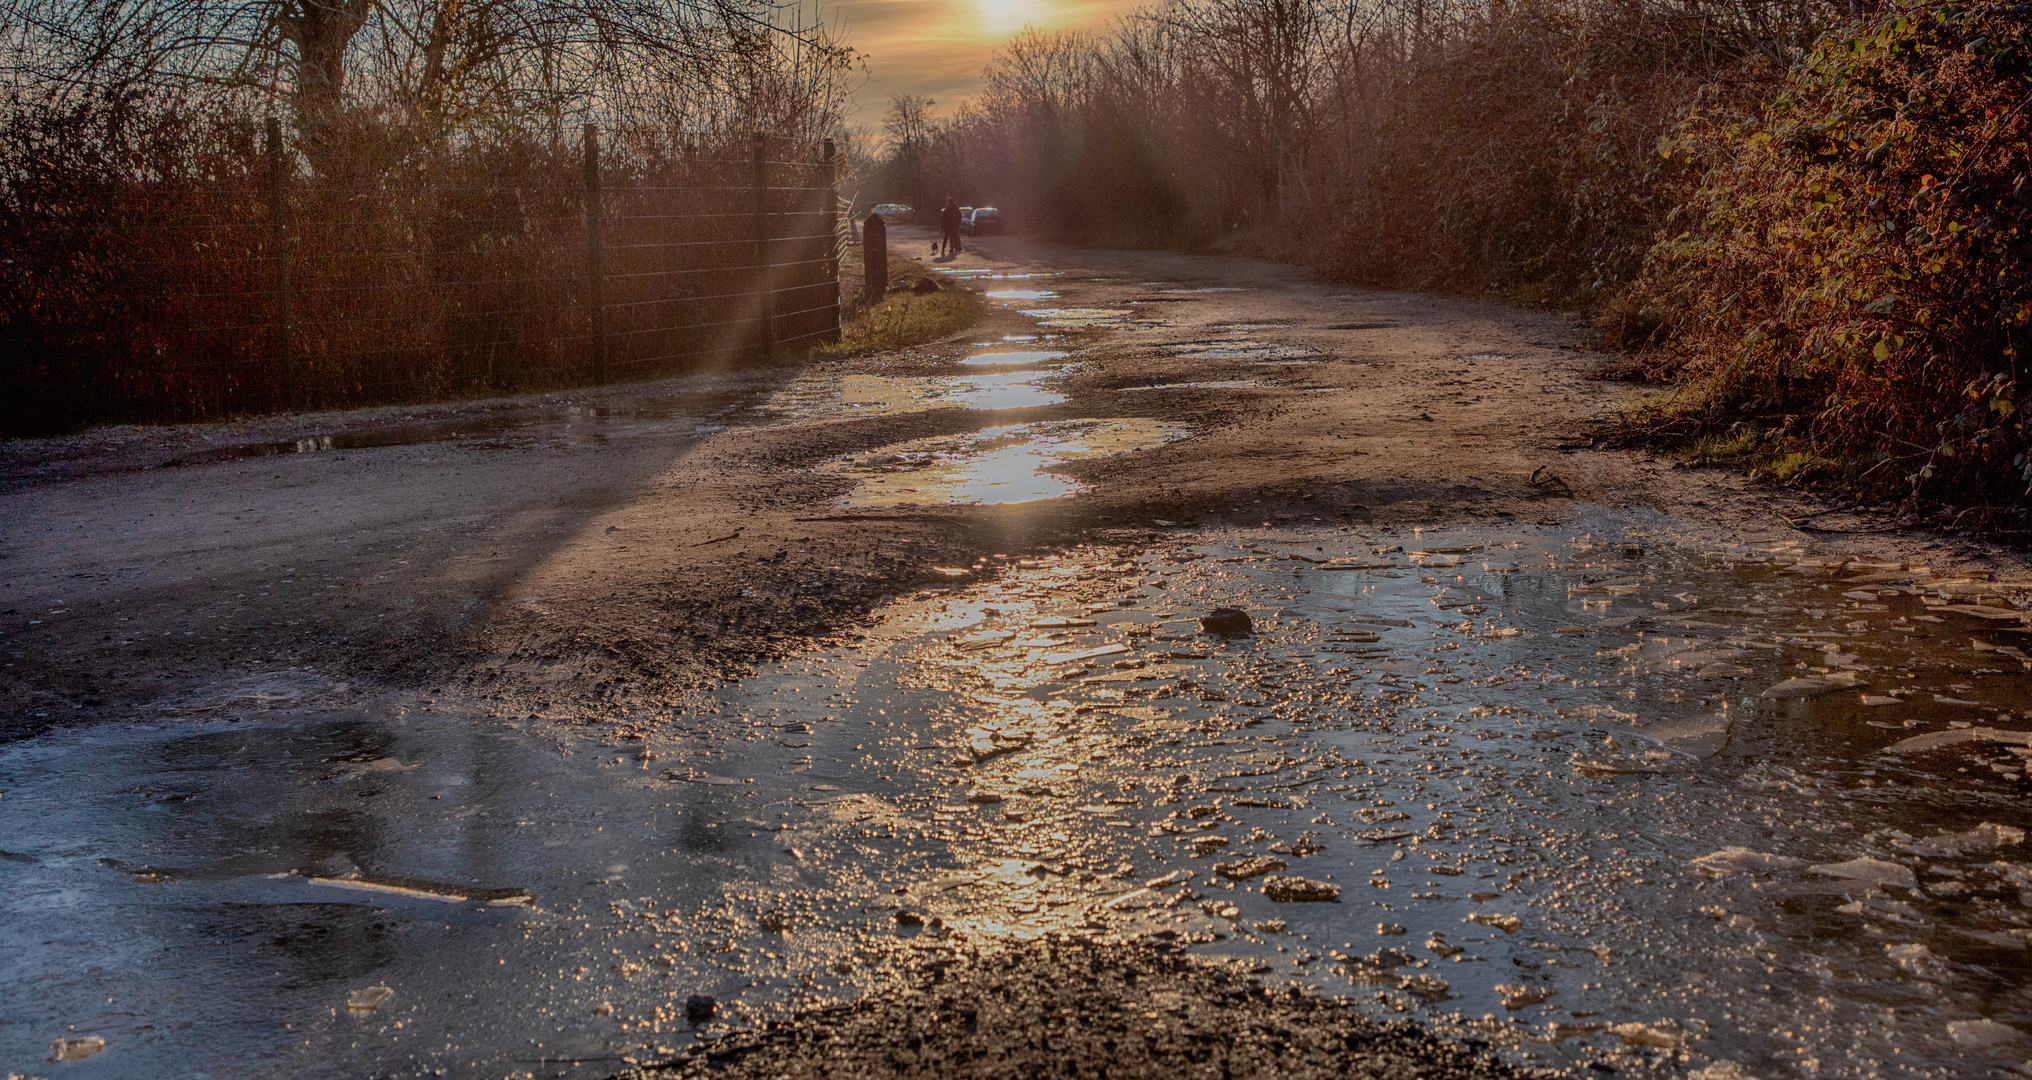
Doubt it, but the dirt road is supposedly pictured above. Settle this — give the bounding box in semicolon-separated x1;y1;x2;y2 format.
7;226;2016;741
11;229;2032;1080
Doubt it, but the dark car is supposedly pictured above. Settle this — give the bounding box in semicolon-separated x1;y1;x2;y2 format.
963;206;1003;235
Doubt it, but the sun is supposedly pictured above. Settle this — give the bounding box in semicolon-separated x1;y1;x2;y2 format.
976;0;1037;37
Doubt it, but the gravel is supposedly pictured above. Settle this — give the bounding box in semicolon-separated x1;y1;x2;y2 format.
617;938;1552;1080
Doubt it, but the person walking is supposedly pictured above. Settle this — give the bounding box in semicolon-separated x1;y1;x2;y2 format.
939;197;963;258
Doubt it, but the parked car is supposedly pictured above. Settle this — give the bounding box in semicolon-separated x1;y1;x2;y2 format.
869;203;912;220
963;206;1003;235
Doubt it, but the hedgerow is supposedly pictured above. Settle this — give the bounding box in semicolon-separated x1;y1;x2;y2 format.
1631;0;2032;512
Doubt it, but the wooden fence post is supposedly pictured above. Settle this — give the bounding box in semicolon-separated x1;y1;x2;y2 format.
584;122;608;383
752;132;777;357
863;213;887;305
821;138;840;342
265;117;294;408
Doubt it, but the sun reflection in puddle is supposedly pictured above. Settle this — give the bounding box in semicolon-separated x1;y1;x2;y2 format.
817;419;1190;507
986;290;1059;301
762;372;1064;421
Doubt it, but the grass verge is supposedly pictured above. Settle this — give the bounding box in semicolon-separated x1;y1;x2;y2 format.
820;254;984;358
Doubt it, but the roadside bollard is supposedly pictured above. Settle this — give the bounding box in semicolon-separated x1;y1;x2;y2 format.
863;213;887;304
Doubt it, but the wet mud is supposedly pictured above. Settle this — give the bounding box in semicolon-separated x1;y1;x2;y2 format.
7;514;2031;1077
7;225;2032;1079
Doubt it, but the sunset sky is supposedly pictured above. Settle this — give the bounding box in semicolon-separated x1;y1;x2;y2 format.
829;0;1139;126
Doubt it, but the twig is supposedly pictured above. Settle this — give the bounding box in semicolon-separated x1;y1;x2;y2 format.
1779;514;1899;535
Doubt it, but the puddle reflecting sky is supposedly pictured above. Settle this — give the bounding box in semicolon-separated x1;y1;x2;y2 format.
1020;308;1133;329
985;290;1059;301
1118;380;1268;392
1167;340;1319;362
760;372;1064;421
814;419;1190;508
7;513;2032;1079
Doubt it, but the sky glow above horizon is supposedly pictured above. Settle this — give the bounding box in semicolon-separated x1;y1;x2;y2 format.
830;0;1141;128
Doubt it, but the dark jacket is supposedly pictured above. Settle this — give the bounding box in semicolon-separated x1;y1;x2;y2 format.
940;203;962;232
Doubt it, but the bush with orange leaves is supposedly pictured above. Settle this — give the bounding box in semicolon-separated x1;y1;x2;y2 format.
1628;0;2032;514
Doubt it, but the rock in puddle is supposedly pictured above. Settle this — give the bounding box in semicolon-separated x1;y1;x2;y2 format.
1200;607;1253;636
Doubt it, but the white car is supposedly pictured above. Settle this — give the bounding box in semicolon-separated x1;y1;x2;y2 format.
869;203;912;220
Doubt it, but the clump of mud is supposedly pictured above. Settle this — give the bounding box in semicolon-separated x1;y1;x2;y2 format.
618;938;1546;1080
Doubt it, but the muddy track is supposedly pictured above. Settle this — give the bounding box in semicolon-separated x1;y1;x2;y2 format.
9;229;2032;1080
3;227;2023;741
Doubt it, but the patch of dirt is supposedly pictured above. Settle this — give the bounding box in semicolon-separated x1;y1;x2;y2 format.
617;938;1550;1080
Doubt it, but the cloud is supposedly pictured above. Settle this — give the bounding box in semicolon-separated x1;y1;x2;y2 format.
834;0;1141;122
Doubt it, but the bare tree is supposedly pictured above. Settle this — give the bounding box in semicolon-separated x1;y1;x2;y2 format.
882;92;935;209
0;0;853;164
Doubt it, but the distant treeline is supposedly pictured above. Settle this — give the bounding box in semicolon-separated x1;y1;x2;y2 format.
879;0;2032;518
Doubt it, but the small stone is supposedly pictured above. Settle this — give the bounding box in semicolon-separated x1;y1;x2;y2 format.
895;909;925;927
685;994;717;1024
1200;607;1253;636
1262;875;1340;902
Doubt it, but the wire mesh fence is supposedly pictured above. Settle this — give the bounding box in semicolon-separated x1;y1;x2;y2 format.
0;126;841;432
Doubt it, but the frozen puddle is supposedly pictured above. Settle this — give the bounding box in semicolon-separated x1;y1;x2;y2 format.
1166;340;1319;362
8;512;2032;1079
1118;380;1269;392
1020;308;1133;329
760;372;1063;421
959;357;1072;374
816;419;1190;507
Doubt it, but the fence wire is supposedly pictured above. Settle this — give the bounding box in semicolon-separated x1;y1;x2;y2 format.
0;129;841;430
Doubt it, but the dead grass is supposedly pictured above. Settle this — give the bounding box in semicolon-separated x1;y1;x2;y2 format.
820;254;984;357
